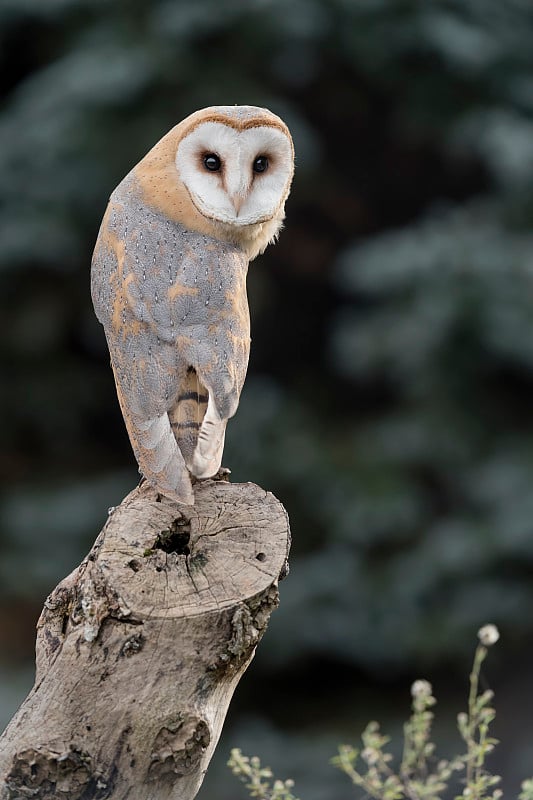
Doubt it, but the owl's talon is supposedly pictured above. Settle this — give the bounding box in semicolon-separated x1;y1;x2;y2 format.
215;467;231;482
190;467;231;486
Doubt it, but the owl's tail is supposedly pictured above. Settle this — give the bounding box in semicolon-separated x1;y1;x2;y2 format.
169;367;209;470
169;367;227;479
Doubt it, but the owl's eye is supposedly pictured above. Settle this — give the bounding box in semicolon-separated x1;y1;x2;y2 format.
253;156;269;173
203;153;221;172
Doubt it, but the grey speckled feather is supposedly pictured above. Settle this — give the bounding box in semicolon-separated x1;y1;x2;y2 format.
91;174;250;504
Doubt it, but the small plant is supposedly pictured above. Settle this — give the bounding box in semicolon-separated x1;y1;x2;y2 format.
332;624;502;800
229;625;533;800
228;749;299;800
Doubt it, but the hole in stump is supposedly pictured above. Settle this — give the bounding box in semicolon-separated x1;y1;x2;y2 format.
155;517;191;555
256;552;266;562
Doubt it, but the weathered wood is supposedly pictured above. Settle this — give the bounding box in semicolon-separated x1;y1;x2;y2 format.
0;479;290;800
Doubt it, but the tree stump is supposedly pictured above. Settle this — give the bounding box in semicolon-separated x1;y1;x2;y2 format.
0;479;290;800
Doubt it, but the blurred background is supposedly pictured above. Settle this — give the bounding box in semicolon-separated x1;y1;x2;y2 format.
2;0;533;796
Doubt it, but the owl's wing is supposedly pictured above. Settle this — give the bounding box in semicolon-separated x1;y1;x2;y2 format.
117;217;251;483
111;356;195;505
92;194;250;501
92;202;194;504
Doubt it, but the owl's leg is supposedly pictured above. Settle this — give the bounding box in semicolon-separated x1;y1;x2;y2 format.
190;395;227;479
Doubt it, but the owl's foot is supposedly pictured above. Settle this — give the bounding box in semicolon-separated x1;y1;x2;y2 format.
190;466;231;486
214;466;231;483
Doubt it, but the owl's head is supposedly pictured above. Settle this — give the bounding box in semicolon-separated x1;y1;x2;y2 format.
134;106;294;260
175;105;294;233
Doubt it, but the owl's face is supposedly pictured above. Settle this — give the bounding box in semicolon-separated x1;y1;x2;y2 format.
175;120;293;228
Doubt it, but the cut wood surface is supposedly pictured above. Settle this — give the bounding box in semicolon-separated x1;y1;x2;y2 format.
0;479;290;800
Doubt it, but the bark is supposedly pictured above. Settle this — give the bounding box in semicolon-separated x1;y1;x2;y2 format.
0;479;290;800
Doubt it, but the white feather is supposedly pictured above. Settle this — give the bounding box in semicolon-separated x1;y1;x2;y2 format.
175;122;293;227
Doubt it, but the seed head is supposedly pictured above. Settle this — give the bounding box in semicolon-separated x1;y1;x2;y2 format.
478;624;500;646
411;679;432;699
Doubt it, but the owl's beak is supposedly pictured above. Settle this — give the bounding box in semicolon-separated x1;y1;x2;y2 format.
231;193;245;216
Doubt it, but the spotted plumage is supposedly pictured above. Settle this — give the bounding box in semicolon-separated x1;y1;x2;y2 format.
91;106;294;504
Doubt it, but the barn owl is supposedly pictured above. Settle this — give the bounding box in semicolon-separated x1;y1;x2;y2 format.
91;105;294;505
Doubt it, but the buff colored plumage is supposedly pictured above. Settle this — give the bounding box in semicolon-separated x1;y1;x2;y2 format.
91;106;294;504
